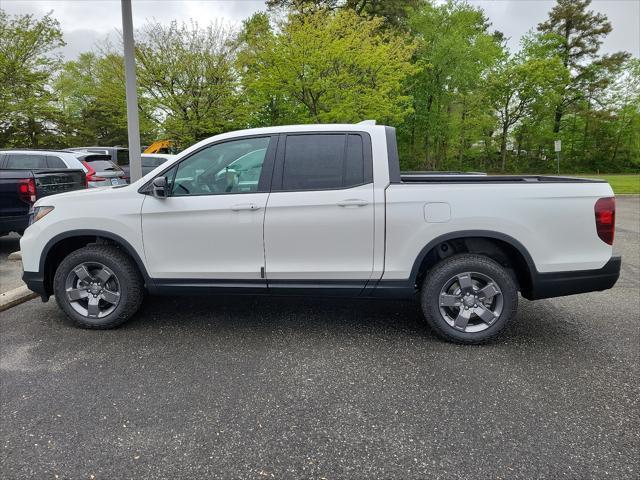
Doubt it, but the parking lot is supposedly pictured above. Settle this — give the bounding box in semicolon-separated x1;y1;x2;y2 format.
1;196;638;479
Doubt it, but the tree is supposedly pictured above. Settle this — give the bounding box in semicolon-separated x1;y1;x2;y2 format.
242;9;417;125
486;41;567;171
236;12;303;127
607;59;640;170
403;0;503;170
266;0;421;26
0;10;64;147
54;51;157;147
537;0;630;134
135;20;241;146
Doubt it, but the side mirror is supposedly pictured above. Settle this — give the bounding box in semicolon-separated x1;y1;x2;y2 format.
152;176;167;198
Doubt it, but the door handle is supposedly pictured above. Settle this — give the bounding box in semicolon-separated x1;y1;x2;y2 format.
231;203;262;211
337;199;368;207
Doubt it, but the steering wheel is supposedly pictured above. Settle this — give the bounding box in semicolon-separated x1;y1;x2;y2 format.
194;174;213;193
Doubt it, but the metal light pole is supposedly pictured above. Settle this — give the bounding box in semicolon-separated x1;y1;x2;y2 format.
121;0;142;182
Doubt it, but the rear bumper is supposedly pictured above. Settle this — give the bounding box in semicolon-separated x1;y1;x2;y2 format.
524;256;621;300
0;215;28;235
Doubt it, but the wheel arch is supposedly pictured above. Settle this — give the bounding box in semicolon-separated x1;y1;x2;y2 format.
410;230;538;296
40;230;150;296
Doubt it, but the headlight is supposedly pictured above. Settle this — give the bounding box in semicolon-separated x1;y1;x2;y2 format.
28;206;54;226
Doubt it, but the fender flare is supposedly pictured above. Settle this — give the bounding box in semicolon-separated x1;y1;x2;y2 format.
408;230;538;285
39;229;151;282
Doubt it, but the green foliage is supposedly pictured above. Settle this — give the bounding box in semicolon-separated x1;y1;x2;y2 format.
0;10;64;147
266;0;420;26
400;0;503;170
537;0;630;134
135;20;241;147
55;52;157;147
240;9;417;125
487;34;568;171
579;175;640;194
0;1;637;174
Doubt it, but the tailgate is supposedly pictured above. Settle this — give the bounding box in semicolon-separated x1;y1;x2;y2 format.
33;169;86;198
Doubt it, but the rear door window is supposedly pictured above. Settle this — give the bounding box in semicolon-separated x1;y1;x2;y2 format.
280;133;370;191
282;134;345;190
5;153;48;169
46;156;67;168
344;134;365;187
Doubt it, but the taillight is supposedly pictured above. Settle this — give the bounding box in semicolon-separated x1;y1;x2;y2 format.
595;197;615;245
17;178;37;204
81;161;106;184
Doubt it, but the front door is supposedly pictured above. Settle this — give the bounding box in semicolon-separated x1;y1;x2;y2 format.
141;135;276;282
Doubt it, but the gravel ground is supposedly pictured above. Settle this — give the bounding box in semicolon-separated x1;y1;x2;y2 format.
1;196;638;479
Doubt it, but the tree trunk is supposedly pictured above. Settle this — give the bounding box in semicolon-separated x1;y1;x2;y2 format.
423;94;434;169
610;109;628;165
500;125;508;172
553;104;563;134
458;98;467;164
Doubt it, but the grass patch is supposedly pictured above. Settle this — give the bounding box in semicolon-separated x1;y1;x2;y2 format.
576;174;640;194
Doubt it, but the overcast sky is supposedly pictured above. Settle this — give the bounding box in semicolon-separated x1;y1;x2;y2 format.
1;0;638;59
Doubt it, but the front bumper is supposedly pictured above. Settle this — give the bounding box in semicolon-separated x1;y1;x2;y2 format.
524;256;621;300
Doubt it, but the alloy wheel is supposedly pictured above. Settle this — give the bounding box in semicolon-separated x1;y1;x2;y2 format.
64;262;121;319
438;271;503;333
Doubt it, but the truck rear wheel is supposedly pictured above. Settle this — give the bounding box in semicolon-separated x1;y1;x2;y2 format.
421;254;518;344
53;245;144;329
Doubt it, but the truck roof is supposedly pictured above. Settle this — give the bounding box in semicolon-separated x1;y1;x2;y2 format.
216;123;387;136
0;149;76;154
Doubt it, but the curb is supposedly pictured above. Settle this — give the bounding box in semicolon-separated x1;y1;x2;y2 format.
0;286;38;312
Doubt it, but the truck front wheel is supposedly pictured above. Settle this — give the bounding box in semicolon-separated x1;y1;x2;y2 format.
53;245;144;329
421;254;518;344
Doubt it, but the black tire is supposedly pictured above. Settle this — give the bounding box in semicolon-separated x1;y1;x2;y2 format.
421;254;518;344
53;244;144;329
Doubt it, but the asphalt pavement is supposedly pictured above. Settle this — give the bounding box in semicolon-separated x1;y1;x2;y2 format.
1;197;638;479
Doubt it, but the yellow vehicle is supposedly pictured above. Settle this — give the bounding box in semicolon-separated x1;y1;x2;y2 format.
143;140;176;154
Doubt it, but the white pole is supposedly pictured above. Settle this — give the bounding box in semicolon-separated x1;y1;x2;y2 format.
121;0;142;182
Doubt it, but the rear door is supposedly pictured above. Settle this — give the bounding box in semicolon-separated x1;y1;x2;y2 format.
263;132;375;293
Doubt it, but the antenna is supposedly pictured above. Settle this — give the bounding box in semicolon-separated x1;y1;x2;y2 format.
357;120;376;125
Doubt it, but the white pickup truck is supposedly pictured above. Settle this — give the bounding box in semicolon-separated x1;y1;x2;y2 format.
20;123;620;344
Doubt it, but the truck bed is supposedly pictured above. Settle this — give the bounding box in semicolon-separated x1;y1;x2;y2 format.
1;168;86;235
